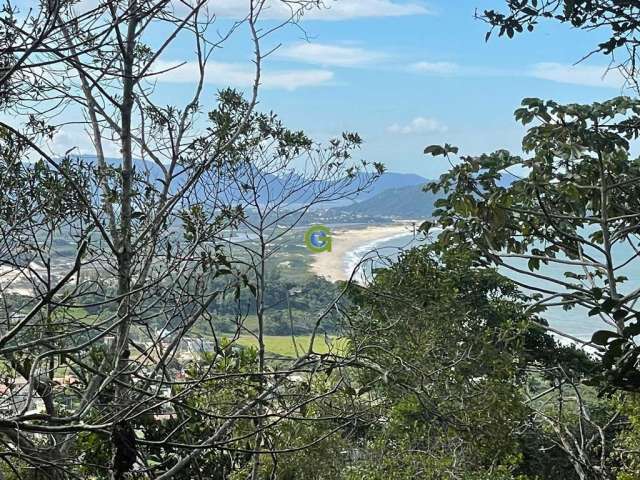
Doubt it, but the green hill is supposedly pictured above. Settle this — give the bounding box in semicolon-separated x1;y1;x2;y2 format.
329;184;437;220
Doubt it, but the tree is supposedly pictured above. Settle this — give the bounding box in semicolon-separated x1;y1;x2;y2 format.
0;0;362;478
342;246;626;480
424;96;640;394
206;107;381;478
216;115;379;369
613;394;640;479
523;366;623;480
481;1;640;87
341;247;537;478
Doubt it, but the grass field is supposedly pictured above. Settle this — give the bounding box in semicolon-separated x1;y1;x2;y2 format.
234;335;348;357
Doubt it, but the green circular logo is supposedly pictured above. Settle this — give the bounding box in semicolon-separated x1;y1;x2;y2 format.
305;225;332;253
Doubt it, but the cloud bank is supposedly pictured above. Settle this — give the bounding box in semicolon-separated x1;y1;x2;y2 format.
278;43;386;67
387;117;448;135
529;62;625;89
153;60;334;90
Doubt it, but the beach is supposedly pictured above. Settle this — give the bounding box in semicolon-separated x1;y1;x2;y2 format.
309;222;417;282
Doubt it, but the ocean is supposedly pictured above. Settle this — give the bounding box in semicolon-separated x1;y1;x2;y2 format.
342;230;638;341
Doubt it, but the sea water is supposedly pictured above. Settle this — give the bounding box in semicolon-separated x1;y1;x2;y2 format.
344;231;640;340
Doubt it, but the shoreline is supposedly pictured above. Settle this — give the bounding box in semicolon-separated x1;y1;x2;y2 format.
309;222;417;282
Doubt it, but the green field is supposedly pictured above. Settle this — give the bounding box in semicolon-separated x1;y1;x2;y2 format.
234;335;348;357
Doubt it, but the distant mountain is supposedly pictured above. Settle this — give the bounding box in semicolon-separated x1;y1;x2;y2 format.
74;156;432;217
329;184;437;220
356;172;428;201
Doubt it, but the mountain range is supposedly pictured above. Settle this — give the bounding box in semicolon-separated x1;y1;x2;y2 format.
74;156;435;221
330;183;436;220
355;172;428;201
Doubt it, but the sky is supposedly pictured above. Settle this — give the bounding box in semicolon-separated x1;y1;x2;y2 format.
50;0;633;179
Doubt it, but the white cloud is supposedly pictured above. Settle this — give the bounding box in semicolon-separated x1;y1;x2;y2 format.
408;61;459;75
152;60;334;90
49;128;121;158
529;62;625;89
407;60;628;88
298;0;430;20
387;117;447;135
198;0;430;20
261;68;334;89
62;0;430;22
278;43;386;67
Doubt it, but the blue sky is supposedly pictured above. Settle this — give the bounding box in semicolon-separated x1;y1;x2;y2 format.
50;0;631;179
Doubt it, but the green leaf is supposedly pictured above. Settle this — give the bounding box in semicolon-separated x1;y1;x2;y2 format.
591;330;620;346
613;309;629;322
600;298;618;314
623;322;640;338
444;143;459;155
588;306;601;317
419;220;433;234
424;145;445;156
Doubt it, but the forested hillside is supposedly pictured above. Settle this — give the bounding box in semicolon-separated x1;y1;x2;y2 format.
330;184;437;219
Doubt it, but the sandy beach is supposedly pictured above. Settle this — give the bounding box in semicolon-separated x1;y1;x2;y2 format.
309;222;417;282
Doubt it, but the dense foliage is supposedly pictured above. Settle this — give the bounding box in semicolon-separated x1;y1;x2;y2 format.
5;0;640;478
